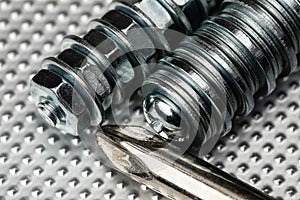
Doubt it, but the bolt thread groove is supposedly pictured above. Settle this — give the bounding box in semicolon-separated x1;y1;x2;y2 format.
143;0;300;153
31;0;218;135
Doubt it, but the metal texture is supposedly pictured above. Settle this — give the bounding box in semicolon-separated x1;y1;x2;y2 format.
208;65;300;200
0;0;300;200
30;0;219;136
94;125;273;200
0;0;164;199
142;0;300;154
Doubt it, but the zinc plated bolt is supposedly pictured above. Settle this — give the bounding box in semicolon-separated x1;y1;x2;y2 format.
142;0;300;154
30;0;220;136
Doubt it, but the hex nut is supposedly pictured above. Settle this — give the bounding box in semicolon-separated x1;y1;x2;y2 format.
102;10;156;63
173;0;208;30
30;69;92;136
135;0;174;30
83;29;135;85
58;48;112;101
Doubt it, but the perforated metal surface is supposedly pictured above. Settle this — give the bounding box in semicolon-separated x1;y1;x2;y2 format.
0;0;163;199
0;0;299;199
208;67;300;200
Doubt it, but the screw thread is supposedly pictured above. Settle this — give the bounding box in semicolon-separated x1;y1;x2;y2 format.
143;0;300;154
33;0;218;131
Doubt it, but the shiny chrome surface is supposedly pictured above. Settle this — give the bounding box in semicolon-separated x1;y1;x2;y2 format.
1;0;300;199
142;0;300;155
30;0;218;136
95;125;274;200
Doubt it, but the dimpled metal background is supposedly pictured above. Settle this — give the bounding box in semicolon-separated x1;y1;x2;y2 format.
208;66;300;200
0;0;299;199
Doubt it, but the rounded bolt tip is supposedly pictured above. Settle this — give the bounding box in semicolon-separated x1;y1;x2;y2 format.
143;94;184;140
37;101;65;128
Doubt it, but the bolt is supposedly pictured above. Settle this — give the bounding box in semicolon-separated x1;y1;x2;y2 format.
37;100;63;127
142;0;300;154
143;93;188;141
31;0;220;135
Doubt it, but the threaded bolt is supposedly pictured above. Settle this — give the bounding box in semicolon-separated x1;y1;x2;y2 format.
142;0;300;154
30;0;219;136
37;101;61;127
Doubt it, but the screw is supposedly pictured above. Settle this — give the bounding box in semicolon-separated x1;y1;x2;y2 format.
30;0;220;136
142;0;300;154
37;100;63;127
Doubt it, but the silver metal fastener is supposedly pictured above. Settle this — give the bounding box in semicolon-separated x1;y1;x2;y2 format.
142;0;300;155
30;0;220;136
28;0;299;199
